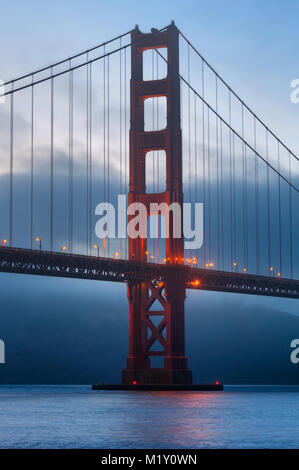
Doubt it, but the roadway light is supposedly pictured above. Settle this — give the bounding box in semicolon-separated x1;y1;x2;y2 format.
1;239;7;246
209;262;214;268
277;272;281;277
242;267;247;272
103;236;106;257
114;252;119;259
94;244;99;257
61;245;67;253
35;237;42;250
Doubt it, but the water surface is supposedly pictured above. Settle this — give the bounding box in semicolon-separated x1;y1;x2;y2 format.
0;385;298;448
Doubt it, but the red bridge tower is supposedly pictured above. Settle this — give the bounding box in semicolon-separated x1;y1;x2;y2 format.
122;23;192;385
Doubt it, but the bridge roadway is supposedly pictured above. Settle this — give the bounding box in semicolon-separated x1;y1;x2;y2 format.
0;246;298;299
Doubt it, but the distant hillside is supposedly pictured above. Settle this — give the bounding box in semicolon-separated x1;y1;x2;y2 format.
0;274;298;384
187;298;299;384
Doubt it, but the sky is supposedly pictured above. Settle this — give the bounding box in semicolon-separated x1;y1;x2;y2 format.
0;0;299;383
1;0;299;153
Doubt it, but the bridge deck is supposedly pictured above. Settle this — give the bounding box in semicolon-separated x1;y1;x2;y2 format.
0;247;298;299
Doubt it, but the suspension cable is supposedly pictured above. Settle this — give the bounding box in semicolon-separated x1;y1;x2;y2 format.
0;44;131;98
2;30;133;87
178;29;299;163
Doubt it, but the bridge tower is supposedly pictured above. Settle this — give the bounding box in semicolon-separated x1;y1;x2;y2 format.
122;22;192;385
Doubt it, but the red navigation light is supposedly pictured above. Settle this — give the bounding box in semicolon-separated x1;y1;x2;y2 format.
132;380;137;385
216;381;220;385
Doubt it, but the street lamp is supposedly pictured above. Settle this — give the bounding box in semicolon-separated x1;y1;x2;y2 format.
61;245;67;253
114;252;119;260
94;244;99;257
1;239;7;247
35;237;42;250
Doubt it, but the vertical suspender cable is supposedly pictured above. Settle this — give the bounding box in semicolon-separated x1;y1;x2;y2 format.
207;107;211;264
229;91;233;268
266;130;271;271
86;54;89;255
202;61;206;267
157;52;159;263
216;76;220;268
220;120;224;270
188;44;191;261
277;141;282;275
288;152;293;279
244;145;248;269
124;47;127;259
69;61;73;253
103;47;106;256
107;55;110;257
50;70;54;251
232;132;236;265
9;84;14;247
89;62;92;255
194;93;197;264
254;118;259;274
30;76;34;249
119;40;122;259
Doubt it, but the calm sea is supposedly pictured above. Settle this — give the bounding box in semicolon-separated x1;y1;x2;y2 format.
0;385;298;448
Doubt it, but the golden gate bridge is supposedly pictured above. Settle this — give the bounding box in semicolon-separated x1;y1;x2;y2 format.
0;22;298;389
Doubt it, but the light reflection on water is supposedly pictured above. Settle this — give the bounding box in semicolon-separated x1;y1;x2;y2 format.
0;385;298;448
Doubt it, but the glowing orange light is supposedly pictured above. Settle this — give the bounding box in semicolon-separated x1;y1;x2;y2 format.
205;263;209;268
158;282;163;288
269;266;274;271
242;268;247;272
233;261;237;267
2;239;7;246
36;237;40;242
277;272;281;277
192;280;200;286
145;251;148;255
209;262;214;267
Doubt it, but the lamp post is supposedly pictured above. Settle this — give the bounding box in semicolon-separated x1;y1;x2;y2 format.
1;239;7;247
61;245;67;254
94;244;99;257
35;237;42;251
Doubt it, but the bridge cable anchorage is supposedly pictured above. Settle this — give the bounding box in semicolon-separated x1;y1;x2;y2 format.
177;29;299;164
